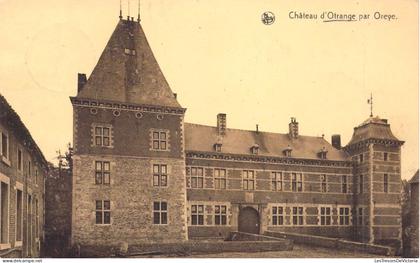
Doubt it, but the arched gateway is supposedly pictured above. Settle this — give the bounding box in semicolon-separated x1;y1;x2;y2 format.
238;207;260;234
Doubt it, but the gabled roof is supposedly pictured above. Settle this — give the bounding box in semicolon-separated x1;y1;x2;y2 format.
346;116;402;146
410;170;419;184
184;123;349;161
77;19;181;108
0;94;48;168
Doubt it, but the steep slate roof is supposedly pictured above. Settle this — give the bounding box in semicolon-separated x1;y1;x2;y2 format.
346;116;401;146
0;94;48;168
184;123;349;161
77;19;181;108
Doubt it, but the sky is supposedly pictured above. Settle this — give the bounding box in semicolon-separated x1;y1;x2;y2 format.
0;0;418;179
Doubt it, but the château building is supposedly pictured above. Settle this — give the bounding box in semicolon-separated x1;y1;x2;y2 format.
70;16;404;251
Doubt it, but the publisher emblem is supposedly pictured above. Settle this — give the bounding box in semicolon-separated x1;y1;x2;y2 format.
262;11;275;25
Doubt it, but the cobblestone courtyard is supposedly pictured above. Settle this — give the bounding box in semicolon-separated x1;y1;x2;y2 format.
132;244;391;258
188;245;384;258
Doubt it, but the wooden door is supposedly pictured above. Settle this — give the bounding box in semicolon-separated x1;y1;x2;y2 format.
238;207;260;234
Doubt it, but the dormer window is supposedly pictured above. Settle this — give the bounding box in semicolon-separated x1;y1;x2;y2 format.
214;137;223;152
318;147;328;159
214;143;222;152
251;144;259;155
283;145;292;157
124;48;136;56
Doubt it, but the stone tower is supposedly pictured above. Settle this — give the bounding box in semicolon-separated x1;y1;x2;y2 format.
70;18;188;248
343;116;404;247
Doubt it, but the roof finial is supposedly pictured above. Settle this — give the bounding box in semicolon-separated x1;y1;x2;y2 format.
137;0;141;23
367;93;373;117
128;0;130;17
119;0;123;19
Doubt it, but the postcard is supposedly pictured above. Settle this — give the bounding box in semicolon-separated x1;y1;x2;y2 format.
0;0;418;260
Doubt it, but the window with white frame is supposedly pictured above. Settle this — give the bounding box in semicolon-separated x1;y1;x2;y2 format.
0;180;9;245
292;173;303;192
94;125;111;147
271;172;283;191
384;174;389;193
320;206;331;225
95;200;111;225
152;130;168;150
35;169;38;185
35;198;39;238
28;160;32;177
214;169;226;189
359;174;364;193
189;167;204;188
272;206;284;226
292;206;304;225
17;149;22;171
320;174;327;193
27;194;32;251
191;205;204;225
214;205;227;225
339;207;350;225
95;161;110;185
0;132;9;161
357;207;364;226
243;170;255;190
16;189;23;243
153;164;168;187
341;175;348;193
153;201;168;225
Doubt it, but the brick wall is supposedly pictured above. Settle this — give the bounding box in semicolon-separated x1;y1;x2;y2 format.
73;107;184;159
186;157;356;239
409;182;419;257
344;142;402;247
371;145;402;247
0;122;46;257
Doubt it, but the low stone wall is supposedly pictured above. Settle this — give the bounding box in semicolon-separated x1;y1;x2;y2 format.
265;231;395;256
0;248;23;258
226;231;293;242
78;238;293;257
188;226;235;239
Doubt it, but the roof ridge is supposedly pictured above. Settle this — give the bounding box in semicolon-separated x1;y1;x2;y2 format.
0;94;48;167
185;122;326;139
184;121;348;160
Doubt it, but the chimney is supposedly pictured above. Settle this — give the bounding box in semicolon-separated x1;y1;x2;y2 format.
331;134;341;149
77;73;87;93
217;113;227;135
289;117;299;139
256;124;259;133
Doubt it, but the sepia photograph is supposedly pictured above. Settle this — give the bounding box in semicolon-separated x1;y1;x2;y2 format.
0;0;418;260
